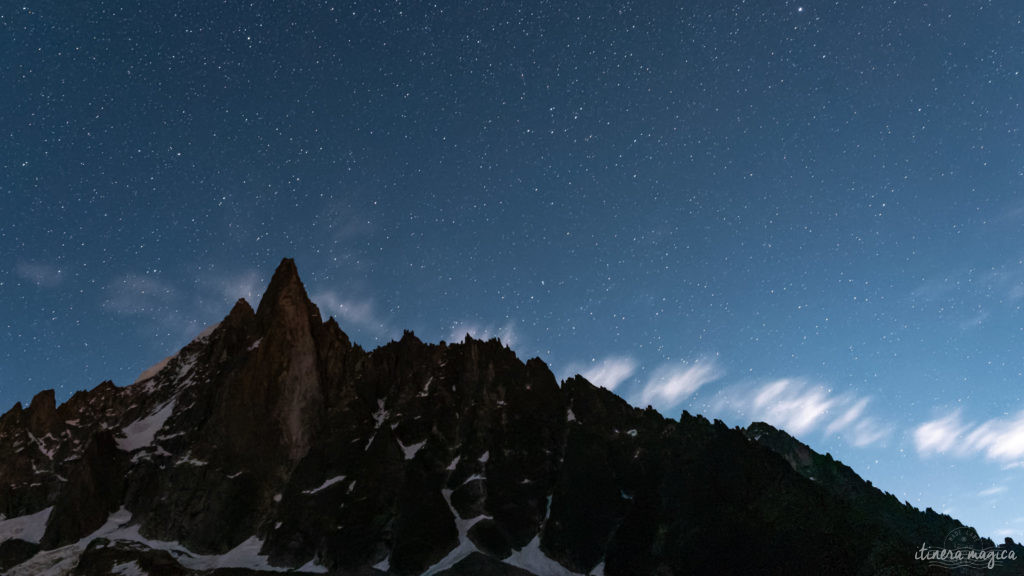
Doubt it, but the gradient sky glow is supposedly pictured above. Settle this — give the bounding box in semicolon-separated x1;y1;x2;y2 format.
4;1;1024;541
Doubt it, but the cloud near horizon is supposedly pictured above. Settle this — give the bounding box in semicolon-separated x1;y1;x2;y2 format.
914;410;1024;465
577;356;638;391
711;378;888;447
448;321;518;349
216;269;264;305
101;273;214;345
635;358;722;408
314;291;390;337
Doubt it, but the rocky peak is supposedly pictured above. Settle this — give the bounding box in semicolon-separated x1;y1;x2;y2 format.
745;421;817;475
255;257;321;332
207;259;327;469
26;389;58;435
205;298;258;363
226;297;256;324
0;402;23;432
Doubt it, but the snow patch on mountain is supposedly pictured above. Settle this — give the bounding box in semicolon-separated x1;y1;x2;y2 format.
26;431;57;459
399;439;426;460
7;506;307;575
364;399;390;450
116;399;176;452
373;555;391;572
372;399;389;428
5;507;134;576
503;492;583;576
298;556;329;574
176;453;207;466
418;376;433;397
420;489;490;576
0;506;52;544
302;475;346;495
504;535;584;576
110;560;145;576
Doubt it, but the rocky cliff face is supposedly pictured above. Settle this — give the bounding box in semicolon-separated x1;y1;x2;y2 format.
0;259;1019;575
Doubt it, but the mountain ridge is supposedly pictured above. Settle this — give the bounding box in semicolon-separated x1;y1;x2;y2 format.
1;258;1019;575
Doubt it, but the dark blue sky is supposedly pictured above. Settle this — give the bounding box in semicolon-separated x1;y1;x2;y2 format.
5;1;1024;540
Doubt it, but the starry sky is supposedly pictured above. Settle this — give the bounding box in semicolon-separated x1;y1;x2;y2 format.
4;0;1024;542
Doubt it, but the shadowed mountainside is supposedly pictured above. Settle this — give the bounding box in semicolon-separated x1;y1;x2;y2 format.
1;258;1019;575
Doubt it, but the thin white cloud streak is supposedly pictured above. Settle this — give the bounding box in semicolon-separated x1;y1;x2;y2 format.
826;397;869;435
959;309;990;329
846;420;889;448
448;321;518;349
314;291;389;336
913;412;969;456
979;485;1008;497
914;410;1024;464
580;356;637;391
16;261;63;288
913;259;1024;328
712;379;889;447
751;379;834;436
637;359;722;408
216;269;263;304
103;274;176;315
101;273;208;344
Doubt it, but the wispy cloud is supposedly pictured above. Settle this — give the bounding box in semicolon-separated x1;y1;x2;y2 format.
914;411;969;456
101;272;213;345
912;259;1024;328
314;291;390;336
979;485;1008;497
330;215;375;241
103;274;176;315
16;261;63;288
104;264;388;348
743;379;834;436
914;410;1024;464
998;198;1024;223
910;275;959;303
959;308;990;329
712;378;888;446
825;397;869;434
103;266;276;346
576;356;638;391
448;321;518;348
215;269;263;304
636;358;722;408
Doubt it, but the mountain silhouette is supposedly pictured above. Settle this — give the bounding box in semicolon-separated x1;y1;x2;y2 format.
0;258;1019;575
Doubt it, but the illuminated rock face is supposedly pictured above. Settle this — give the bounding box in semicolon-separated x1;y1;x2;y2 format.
0;258;1017;575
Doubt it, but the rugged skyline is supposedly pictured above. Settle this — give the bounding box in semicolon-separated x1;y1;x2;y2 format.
5;1;1024;540
2;259;1012;575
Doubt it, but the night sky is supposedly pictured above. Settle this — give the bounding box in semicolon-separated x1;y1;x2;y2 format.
5;1;1024;540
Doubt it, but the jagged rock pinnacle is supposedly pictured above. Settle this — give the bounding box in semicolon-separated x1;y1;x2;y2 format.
26;389;58;434
219;258;325;464
228;297;255;318
255;258;321;330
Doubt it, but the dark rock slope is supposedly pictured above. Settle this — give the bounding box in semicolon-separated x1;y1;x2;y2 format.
0;259;1019;575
